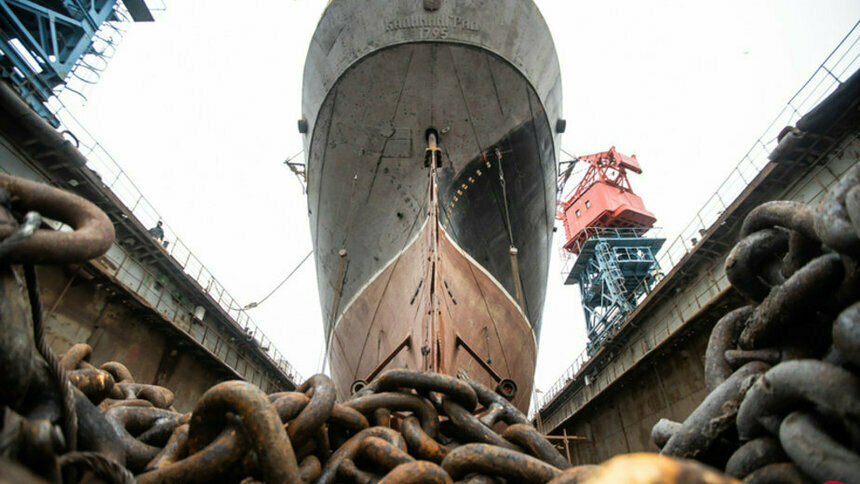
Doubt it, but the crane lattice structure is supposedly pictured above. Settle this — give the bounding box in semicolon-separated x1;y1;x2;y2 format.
0;0;153;124
557;147;664;352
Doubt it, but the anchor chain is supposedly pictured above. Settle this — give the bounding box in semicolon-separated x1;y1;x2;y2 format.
654;164;860;483
0;173;744;482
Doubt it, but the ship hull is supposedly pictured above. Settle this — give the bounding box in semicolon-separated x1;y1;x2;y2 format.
302;0;561;410
331;217;537;410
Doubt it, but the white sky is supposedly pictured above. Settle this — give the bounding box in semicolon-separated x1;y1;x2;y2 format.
61;1;859;405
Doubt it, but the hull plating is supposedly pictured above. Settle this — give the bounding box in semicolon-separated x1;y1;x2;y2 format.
331;218;536;410
302;0;561;408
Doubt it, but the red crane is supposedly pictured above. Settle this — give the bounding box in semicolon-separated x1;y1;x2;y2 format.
558;146;656;254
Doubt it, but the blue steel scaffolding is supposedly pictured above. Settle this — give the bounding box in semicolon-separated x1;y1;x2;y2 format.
565;227;665;353
0;0;152;124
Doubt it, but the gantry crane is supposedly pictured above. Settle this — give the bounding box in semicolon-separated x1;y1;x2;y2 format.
557;147;665;352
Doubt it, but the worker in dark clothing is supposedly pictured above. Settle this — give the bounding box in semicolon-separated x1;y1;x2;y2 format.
148;220;164;241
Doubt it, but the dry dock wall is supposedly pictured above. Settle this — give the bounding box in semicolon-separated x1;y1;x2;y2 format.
549;320;717;463
538;128;859;464
35;265;225;412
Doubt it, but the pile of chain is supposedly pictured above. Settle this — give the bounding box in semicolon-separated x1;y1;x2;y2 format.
0;172;746;483
653;164;860;483
12;354;747;484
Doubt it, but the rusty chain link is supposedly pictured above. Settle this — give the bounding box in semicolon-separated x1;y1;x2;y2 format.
0;173;114;265
655;164;860;483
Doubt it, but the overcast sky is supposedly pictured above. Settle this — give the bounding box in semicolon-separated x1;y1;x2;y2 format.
61;1;859;406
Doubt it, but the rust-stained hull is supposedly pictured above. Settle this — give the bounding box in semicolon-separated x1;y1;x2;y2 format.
331;216;536;410
302;0;561;411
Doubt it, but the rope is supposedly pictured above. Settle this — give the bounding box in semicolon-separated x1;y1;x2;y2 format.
59;452;135;484
0;194;78;450
495;148;515;248
494;148;526;310
243;249;313;309
23;263;78;452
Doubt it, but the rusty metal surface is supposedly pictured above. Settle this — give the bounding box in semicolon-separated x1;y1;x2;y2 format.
349;393;440;438
0;264;41;410
725;230;788;302
441;443;561;482
661;361;769;460
332;218;537;411
652;164;860;482
724;436;786;480
651;419;682;451
739;253;843;349
401;415;448;463
741;463;807;484
778;411;858;483
503;423;572;470
437;226;538;412
5;332;744;483
704;306;754;392
27;245;273;413
736;360;860;440
833;301;860;365
0;173;114;265
357;435;414;470
377;460;452;484
189;381;300;482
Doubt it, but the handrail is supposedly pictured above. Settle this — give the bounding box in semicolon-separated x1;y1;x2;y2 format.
535;21;860;416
